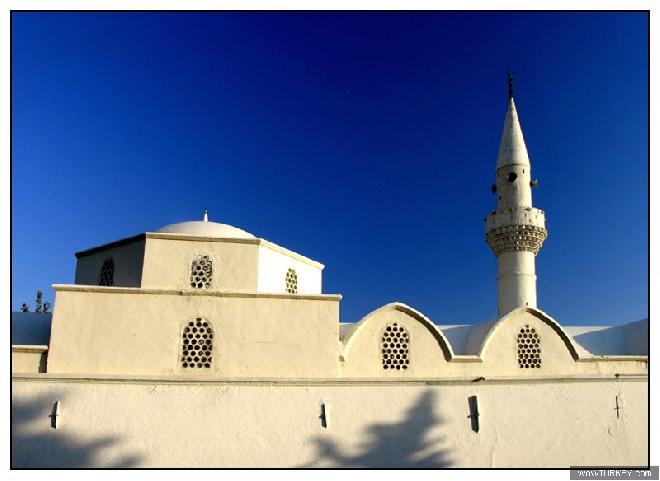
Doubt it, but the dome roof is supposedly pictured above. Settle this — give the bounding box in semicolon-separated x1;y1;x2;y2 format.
153;221;256;239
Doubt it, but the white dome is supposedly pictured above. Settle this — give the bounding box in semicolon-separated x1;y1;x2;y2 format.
153;221;255;239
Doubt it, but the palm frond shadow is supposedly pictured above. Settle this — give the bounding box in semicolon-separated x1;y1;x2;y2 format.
302;390;453;468
12;395;142;468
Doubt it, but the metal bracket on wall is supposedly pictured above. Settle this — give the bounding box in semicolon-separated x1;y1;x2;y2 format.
468;395;479;433
615;394;623;419
49;401;59;429
319;403;327;428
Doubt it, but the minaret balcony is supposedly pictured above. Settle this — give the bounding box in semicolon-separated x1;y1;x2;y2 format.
485;206;547;256
485;223;547;256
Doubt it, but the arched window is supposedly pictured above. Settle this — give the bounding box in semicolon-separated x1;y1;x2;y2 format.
181;318;214;369
190;255;213;289
99;258;114;286
285;268;298;294
517;325;541;368
381;322;410;370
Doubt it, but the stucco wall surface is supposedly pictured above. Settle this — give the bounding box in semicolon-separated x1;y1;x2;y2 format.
11;347;48;374
46;294;645;379
141;237;259;291
47;288;340;377
257;244;322;294
496;250;538;313
341;305;646;378
12;377;647;468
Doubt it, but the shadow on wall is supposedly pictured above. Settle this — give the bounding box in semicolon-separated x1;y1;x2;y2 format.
571;319;649;356
11;395;142;468
301;390;453;468
572;327;628;355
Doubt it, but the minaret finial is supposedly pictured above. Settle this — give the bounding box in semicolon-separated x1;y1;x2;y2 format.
507;72;514;100
203;208;208;222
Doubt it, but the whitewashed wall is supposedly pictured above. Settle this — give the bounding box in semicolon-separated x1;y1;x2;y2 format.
257;243;322;294
47;287;340;378
12;377;647;468
142;237;259;291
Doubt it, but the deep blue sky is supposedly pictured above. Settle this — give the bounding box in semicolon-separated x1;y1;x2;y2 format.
11;12;648;325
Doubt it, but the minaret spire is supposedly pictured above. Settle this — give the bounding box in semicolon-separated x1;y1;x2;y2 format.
485;77;547;316
497;94;531;173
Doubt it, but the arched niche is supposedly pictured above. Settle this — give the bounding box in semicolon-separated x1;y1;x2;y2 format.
341;303;455;377
475;307;583;376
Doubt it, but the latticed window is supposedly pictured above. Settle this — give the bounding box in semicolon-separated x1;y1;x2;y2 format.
190;255;212;289
517;325;541;368
381;322;410;370
99;258;114;286
285;268;298;294
181;318;214;369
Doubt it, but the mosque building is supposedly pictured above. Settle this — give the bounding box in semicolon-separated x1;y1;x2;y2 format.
11;83;648;468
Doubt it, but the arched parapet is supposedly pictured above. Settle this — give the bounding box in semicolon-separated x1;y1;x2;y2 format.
474;307;586;376
481;307;583;359
340;302;457;377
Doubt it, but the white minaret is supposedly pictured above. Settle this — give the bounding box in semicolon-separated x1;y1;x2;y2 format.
486;75;547;316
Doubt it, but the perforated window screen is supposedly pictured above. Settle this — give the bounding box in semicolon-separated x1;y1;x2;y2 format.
181;318;213;369
517;325;541;368
190;255;212;289
285;268;298;294
99;258;114;286
381;323;410;370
